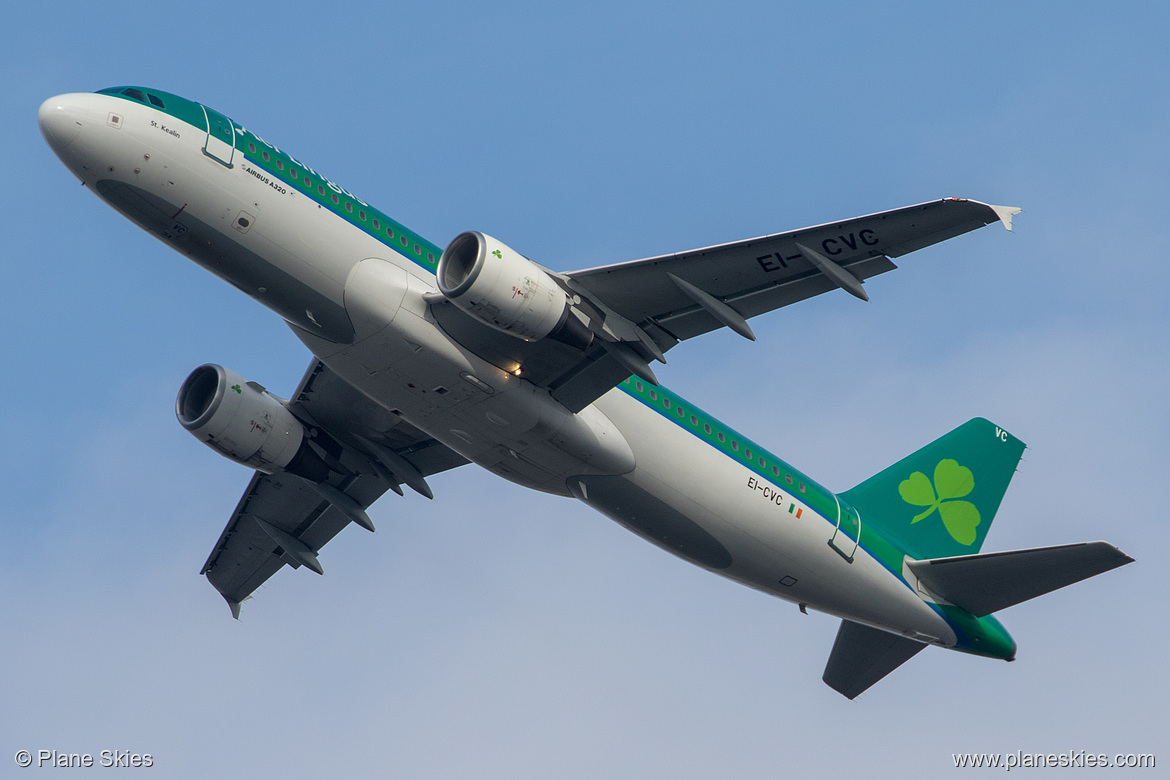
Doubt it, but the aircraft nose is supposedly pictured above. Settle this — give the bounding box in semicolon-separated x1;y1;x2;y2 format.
38;95;86;154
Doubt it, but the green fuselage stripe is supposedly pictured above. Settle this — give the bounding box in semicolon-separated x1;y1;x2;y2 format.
236;128;443;272
98;87;443;273
612;378;1011;656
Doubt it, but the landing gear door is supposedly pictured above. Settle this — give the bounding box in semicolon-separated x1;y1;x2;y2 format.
202;105;236;167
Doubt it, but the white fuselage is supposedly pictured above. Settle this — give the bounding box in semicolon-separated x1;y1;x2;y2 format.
40;92;957;647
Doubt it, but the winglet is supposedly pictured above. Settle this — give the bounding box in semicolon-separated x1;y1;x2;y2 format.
987;204;1022;232
224;595;242;620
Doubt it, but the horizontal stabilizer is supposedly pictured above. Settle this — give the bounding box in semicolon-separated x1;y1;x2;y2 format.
822;620;927;699
907;542;1134;617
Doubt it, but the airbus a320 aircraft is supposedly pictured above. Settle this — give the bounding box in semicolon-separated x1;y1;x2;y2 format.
39;87;1132;698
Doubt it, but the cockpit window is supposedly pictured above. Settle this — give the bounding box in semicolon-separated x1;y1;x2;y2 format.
148;94;165;108
120;88;146;102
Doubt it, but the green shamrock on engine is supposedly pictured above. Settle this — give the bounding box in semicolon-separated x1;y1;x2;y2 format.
899;459;981;545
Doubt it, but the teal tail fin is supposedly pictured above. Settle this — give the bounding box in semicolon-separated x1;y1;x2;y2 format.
841;418;1026;560
825;419;1135;700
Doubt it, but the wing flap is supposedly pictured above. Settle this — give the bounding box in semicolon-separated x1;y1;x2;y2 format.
656;255;898;340
200;360;470;616
200;470;379;608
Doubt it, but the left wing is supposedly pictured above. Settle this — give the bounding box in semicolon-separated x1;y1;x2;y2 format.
200;360;468;617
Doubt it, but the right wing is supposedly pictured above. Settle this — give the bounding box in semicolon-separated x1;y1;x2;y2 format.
565;198;1021;342
431;199;1019;413
200;360;469;617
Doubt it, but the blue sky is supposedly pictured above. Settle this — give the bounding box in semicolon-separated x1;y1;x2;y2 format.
4;1;1168;776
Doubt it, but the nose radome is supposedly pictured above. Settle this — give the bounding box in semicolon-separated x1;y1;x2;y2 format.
38;95;86;154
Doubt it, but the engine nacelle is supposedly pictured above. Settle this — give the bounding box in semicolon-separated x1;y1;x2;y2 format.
437;231;592;349
176;364;324;478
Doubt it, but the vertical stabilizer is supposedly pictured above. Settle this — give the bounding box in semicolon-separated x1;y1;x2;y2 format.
841;418;1025;560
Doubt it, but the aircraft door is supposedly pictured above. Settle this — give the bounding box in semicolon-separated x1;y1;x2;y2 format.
201;105;236;167
829;500;861;563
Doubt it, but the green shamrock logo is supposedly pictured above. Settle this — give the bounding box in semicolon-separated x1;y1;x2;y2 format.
898;459;980;545
492;249;503;259
231;384;243;394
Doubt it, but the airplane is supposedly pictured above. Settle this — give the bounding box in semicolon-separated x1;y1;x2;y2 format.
38;86;1133;698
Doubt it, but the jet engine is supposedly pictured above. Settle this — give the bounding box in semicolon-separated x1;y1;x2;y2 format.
176;364;327;479
437;231;593;349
